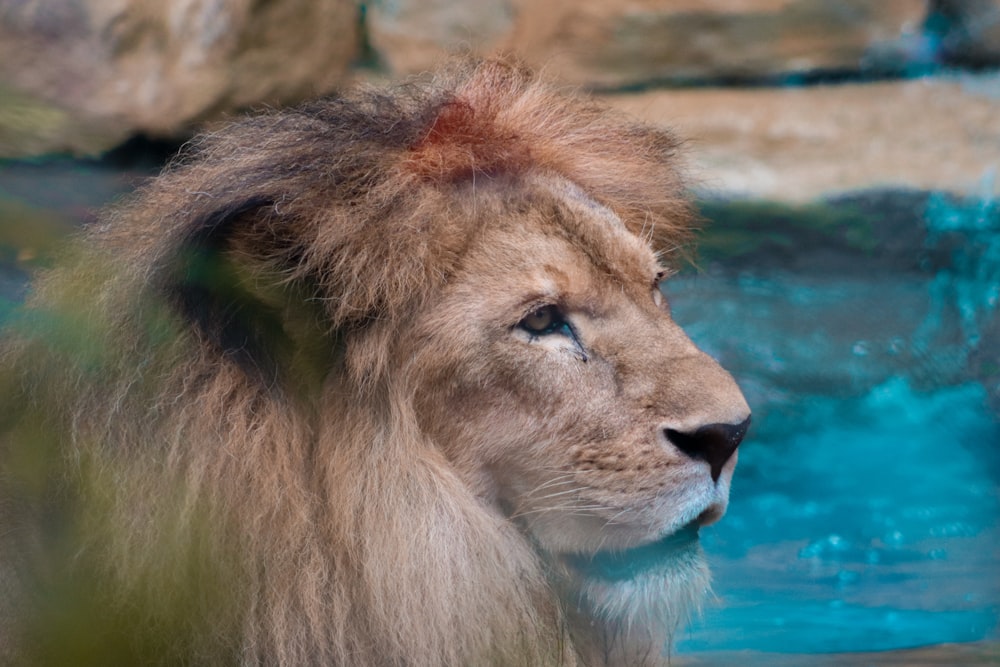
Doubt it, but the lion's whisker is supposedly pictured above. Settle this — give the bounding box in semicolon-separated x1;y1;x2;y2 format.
509;500;615;520
530;487;587;502
525;475;579;495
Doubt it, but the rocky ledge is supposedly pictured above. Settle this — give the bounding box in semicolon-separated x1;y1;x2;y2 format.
605;72;1000;203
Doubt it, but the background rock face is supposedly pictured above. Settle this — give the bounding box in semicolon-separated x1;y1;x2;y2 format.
366;0;514;75
0;0;359;155
1;0;999;203
604;73;1000;201
371;0;929;87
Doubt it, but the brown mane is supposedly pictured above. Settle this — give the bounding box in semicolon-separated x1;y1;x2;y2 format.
0;59;704;665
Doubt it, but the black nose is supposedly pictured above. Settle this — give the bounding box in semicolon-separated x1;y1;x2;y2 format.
666;416;750;483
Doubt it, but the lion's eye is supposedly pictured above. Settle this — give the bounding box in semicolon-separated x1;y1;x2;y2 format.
519;305;568;336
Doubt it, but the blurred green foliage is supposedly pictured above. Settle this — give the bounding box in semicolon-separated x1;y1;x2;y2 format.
0;194;76;323
0;225;244;664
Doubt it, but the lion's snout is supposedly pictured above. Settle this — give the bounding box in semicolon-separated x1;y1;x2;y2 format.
665;416;750;483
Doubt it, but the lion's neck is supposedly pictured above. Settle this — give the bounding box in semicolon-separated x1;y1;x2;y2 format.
303;390;568;664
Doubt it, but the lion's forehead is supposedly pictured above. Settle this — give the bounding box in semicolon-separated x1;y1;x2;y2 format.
543;177;625;231
442;173;665;318
525;174;661;288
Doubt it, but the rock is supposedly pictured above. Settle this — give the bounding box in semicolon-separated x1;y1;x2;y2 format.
367;0;929;87
602;72;1000;201
0;0;359;157
366;0;514;76
0;83;129;158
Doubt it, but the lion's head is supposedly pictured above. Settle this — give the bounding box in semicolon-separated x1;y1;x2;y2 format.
1;59;748;665
402;169;750;661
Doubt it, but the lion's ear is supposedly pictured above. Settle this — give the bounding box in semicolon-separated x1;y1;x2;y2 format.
162;196;335;392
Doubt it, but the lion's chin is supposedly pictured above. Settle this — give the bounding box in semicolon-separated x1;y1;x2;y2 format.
556;522;710;637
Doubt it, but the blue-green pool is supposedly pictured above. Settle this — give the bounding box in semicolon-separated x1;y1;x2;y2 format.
670;189;999;654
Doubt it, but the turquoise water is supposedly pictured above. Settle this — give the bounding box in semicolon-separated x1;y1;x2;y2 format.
671;189;1000;653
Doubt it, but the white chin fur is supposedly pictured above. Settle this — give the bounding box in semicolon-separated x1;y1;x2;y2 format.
574;545;711;655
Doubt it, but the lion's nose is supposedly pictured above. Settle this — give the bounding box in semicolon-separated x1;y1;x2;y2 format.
666;416;750;483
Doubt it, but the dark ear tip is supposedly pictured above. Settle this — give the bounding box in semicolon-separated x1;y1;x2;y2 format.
161;195;330;390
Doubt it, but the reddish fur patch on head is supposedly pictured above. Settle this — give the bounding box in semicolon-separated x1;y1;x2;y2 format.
400;58;694;260
407;97;533;181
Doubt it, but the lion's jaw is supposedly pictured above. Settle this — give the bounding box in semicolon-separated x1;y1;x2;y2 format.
407;173;750;658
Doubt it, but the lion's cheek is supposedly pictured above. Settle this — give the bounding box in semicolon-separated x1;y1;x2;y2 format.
413;349;604;443
407;373;562;498
407;345;723;554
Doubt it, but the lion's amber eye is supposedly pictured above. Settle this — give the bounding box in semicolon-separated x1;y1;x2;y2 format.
519;305;566;335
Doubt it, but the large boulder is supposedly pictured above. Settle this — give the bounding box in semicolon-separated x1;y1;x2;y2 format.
364;0;514;76
0;0;359;157
603;72;1000;201
368;0;929;87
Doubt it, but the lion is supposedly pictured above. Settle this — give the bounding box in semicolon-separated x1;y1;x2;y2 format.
0;58;750;665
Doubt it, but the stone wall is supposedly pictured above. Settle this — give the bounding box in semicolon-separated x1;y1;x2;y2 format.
604;74;1000;201
1;0;998;201
369;0;931;86
0;0;360;155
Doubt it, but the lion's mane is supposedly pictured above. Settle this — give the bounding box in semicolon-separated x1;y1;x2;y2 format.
1;59;696;665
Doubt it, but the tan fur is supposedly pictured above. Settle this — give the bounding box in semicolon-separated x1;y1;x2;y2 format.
0;59;749;665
